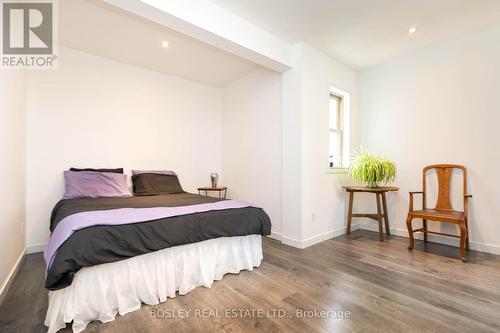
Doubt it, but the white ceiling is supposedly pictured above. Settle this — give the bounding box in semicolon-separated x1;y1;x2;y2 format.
59;0;260;87
209;0;500;70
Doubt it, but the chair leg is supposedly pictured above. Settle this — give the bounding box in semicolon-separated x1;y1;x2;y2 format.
406;215;414;250
464;217;469;251
458;221;467;262
423;219;428;243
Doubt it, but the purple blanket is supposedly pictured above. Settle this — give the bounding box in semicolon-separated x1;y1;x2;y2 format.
44;200;251;271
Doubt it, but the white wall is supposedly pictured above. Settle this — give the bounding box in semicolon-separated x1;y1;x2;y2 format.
221;69;283;237
282;43;359;248
25;47;223;249
0;70;26;301
299;44;359;243
359;24;500;254
281;44;304;243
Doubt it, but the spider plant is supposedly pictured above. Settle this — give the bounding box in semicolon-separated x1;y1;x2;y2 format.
349;149;396;188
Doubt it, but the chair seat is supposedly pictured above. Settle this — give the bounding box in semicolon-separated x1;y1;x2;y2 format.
410;209;465;220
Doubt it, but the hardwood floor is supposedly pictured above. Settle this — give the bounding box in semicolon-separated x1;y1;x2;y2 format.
1;230;500;333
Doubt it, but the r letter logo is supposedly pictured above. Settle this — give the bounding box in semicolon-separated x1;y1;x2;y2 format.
1;1;57;68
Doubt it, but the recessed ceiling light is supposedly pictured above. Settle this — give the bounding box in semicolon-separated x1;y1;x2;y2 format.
161;41;169;48
408;26;418;34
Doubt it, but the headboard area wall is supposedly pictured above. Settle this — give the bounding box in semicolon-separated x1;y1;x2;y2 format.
25;47;223;249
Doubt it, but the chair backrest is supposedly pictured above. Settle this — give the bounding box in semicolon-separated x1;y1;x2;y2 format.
422;164;467;211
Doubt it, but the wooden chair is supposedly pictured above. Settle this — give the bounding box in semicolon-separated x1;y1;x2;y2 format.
406;164;472;262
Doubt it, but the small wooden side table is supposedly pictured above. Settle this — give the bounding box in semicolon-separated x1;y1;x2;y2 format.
198;186;228;199
344;186;399;241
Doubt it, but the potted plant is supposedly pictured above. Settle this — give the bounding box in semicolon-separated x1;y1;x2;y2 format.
349;149;396;188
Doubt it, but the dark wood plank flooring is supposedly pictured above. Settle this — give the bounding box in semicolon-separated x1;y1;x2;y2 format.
1;230;500;333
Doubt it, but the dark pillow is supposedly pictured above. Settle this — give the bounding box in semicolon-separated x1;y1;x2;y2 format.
70;167;124;174
132;173;184;196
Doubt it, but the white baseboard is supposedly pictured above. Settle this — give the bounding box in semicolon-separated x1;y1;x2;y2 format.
27;243;46;254
0;247;26;306
269;222;500;256
359;224;500;256
280;224;360;249
281;230;333;249
267;231;282;241
25;224;500;260
280;235;303;248
300;229;341;248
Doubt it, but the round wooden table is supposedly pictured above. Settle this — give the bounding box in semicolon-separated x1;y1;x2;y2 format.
197;186;228;198
344;186;399;241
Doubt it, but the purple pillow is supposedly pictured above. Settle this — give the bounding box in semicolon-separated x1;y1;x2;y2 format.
132;170;177;176
64;171;132;199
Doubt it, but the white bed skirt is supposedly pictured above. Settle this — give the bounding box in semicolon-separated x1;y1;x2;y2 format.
45;235;263;333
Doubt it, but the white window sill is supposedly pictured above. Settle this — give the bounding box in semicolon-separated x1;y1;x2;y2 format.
326;168;349;174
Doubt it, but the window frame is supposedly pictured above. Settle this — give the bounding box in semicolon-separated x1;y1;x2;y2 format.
329;92;344;169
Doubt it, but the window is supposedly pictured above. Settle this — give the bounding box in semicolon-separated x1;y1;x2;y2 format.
328;87;350;169
329;93;343;168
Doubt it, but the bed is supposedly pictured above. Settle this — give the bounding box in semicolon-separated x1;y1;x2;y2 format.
43;173;271;333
